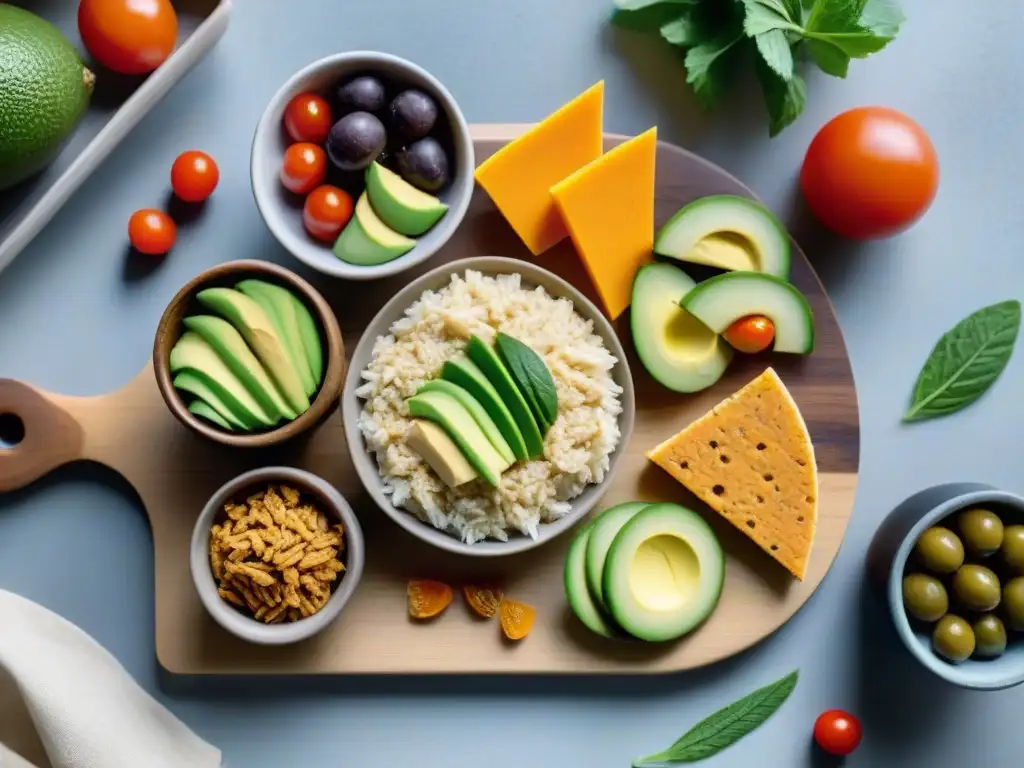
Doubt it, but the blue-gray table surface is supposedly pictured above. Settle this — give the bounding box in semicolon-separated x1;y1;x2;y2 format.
0;1;1019;765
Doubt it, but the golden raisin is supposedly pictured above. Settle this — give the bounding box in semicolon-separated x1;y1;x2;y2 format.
463;584;504;618
499;599;536;641
407;579;453;619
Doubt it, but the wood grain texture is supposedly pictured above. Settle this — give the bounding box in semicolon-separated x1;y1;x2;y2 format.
0;127;859;675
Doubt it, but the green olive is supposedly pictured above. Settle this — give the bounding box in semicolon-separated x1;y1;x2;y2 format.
914;526;965;574
1000;525;1024;574
902;573;949;622
972;614;1008;659
1003;577;1024;631
952;564;1002;611
959;507;1004;557
932;614;975;662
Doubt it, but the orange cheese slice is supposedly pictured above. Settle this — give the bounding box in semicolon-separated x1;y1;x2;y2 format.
550;128;657;320
646;367;818;580
474;82;604;255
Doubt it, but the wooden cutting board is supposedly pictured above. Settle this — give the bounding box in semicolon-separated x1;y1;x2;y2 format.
0;126;859;675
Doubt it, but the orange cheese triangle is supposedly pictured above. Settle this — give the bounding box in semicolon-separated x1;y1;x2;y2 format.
474;82;604;255
550;128;657;320
646;368;819;580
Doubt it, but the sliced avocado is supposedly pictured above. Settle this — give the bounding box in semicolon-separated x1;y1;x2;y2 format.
188;399;234;431
603;503;725;643
333;192;416;266
182;315;296;422
564;520;623;639
631;263;733;394
196;288;310;415
585;502;650;612
441;356;528;462
654;195;791;279
406;390;511;486
168;332;276;428
680;272;815;354
406;419;477;488
466;336;544;459
418;379;515;464
494;332;557;431
172;370;248;431
365;161;448;236
235;280;318;397
290;291;323;385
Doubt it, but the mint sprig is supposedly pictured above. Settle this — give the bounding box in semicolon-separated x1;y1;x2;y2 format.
611;0;904;135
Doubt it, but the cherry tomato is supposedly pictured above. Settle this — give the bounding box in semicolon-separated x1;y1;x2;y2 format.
78;0;178;76
284;93;333;144
128;209;176;255
303;185;353;243
280;143;327;195
723;315;775;354
801;107;939;240
171;150;219;203
813;709;862;756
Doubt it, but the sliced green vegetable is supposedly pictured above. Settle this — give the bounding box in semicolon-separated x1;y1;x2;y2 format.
494;333;558;430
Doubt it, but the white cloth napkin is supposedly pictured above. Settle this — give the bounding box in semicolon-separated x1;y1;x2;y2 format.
0;590;221;768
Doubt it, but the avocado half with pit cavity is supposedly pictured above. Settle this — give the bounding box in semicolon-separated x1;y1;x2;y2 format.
631;263;733;394
603;503;725;643
654;195;791;279
681;271;815;354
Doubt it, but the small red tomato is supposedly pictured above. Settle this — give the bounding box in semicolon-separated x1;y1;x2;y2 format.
814;709;862;756
280;143;327;195
171;150;219;203
284;93;333;144
723;315;775;354
78;0;178;76
801;106;939;240
303;185;353;243
128;209;176;255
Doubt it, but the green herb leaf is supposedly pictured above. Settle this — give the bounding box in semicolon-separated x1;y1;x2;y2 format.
756;56;807;135
612;0;699;32
684;33;744;109
804;0;895;60
860;0;904;36
661;16;701;46
806;39;850;76
755;29;794;80
633;670;799;765
494;333;558;430
904;301;1021;423
742;0;801;35
782;0;805;22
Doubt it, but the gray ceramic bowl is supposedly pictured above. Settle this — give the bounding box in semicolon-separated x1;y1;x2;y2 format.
251;51;474;281
190;467;365;645
866;482;1024;690
342;256;636;557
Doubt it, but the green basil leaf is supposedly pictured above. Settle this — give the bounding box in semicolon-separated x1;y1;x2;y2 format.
904;300;1021;422
806;39;850;76
755;29;794;80
782;0;805;22
612;0;699;32
756;56;807;136
743;0;802;35
633;670;799;765
660;16;701;46
860;0;904;36
494;333;557;431
684;33;745;109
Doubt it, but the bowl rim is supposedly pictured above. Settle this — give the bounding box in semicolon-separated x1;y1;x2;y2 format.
189;466;365;646
152;258;346;448
888;487;1024;690
250;50;476;281
341;255;637;557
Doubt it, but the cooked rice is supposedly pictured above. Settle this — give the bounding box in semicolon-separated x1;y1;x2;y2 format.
355;269;623;544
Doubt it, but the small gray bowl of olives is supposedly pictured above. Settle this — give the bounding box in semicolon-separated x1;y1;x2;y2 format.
251;51;475;281
867;482;1024;690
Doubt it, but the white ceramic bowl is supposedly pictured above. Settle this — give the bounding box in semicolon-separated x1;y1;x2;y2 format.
251;51;475;281
342;256;636;557
190;467;365;645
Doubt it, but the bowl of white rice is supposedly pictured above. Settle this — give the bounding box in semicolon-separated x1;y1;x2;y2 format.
342;256;635;556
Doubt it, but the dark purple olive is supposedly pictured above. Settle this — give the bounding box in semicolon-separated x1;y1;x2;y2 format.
334;75;386;116
327;112;387;172
396;137;450;193
388;89;438;142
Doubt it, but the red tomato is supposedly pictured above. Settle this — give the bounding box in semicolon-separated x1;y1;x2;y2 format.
78;0;178;76
171;150;219;203
801;107;939;240
129;209;176;255
303;186;353;243
280;143;327;195
723;315;775;354
284;93;333;144
813;709;862;756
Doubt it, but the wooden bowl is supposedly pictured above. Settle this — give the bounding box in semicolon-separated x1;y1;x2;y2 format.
153;259;345;447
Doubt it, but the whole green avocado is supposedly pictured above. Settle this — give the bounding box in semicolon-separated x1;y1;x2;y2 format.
0;5;94;191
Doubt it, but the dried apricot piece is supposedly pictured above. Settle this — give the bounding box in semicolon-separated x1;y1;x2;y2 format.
463;584;504;618
407;579;453;619
499;599;536;640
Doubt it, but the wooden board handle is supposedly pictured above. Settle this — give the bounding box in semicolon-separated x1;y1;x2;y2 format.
0;379;85;493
